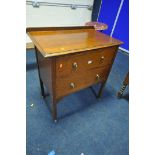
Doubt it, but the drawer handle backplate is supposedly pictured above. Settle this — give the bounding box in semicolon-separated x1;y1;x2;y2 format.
88;60;93;64
100;56;105;63
70;82;75;89
96;74;100;81
72;62;78;70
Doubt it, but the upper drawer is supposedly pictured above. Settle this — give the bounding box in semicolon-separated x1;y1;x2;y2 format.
56;46;118;78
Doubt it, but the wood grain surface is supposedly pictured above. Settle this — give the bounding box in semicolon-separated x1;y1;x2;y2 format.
27;26;123;57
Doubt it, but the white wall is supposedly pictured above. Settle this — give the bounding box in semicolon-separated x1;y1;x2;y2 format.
26;0;94;43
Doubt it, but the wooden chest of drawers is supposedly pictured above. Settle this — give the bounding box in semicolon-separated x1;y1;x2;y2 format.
27;26;122;122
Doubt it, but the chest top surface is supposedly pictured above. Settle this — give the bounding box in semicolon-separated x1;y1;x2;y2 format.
27;26;123;57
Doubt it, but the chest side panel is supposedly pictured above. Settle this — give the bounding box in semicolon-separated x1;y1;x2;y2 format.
36;50;53;93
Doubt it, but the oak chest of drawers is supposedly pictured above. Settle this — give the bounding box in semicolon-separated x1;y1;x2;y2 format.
27;26;122;122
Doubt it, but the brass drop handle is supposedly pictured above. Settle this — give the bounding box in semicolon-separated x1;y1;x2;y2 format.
96;74;100;81
100;56;105;62
72;62;78;70
70;82;75;89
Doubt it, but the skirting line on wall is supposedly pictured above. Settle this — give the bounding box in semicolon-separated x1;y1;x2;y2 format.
26;42;34;49
119;47;129;54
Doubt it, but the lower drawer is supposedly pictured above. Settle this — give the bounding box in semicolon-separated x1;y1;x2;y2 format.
56;66;110;98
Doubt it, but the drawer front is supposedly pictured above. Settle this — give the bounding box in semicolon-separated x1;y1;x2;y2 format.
56;66;111;98
56;46;117;78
